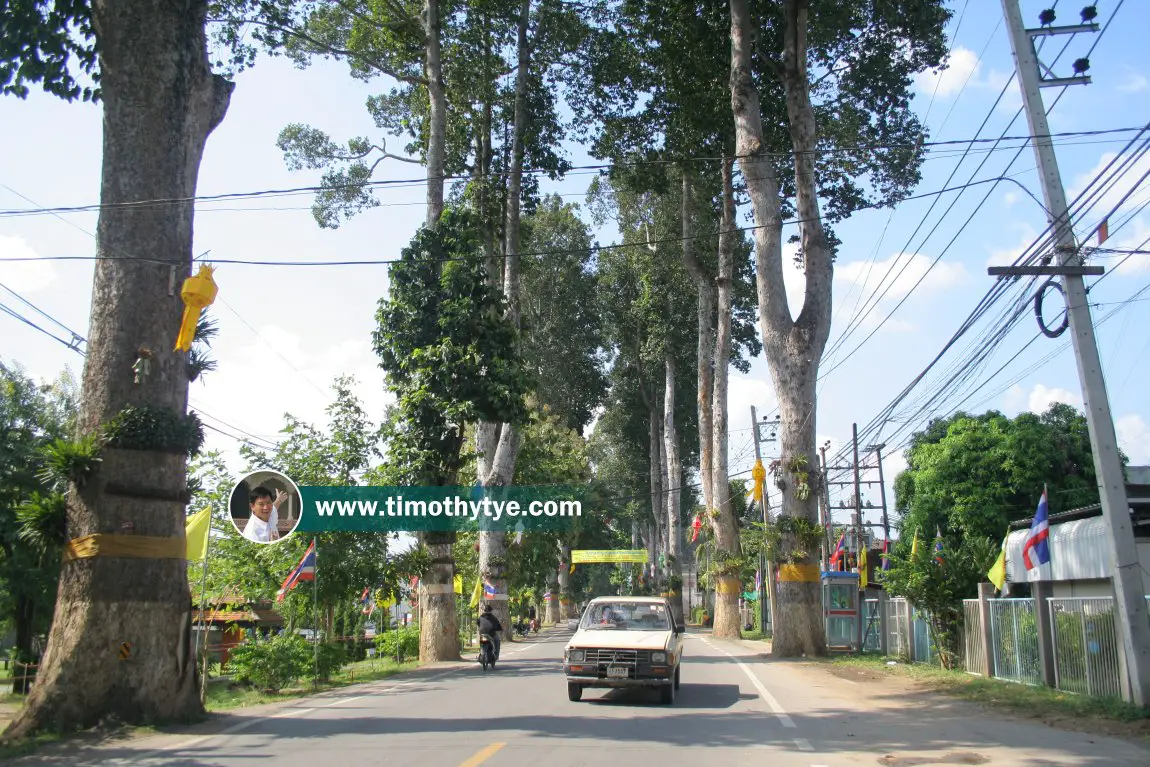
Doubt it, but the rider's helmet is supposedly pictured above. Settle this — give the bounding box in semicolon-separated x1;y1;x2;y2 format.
482;604;493;613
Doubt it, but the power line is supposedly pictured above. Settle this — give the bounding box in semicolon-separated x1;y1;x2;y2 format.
0;128;1143;219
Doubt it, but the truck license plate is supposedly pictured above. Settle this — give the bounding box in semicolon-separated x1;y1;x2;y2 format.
606;666;629;678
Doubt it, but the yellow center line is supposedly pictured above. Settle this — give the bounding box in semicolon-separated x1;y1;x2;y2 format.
458;742;506;767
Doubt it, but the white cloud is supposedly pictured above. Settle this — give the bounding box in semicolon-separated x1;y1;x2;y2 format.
0;235;56;293
915;47;980;98
1117;415;1150;465
191;324;393;465
1102;215;1150;275
1003;384;1029;414
1003;191;1018;207
1028;383;1080;414
1118;73;1148;94
837;251;967;301
779;240;806;320
1068;151;1150;231
986;223;1041;269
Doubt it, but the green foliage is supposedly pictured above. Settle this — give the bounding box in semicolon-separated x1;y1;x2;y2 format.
314;641;348;682
894;404;1111;547
752;515;824;565
187;311;220;383
36;435;102;488
770;455;812;501
0;0;99;102
373;207;530;485
227;632;313;692
0;361;76;672
883;535;998;670
375;626;420;663
101;405;205;457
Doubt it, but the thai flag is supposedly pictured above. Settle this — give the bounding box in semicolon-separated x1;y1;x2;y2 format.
829;531;846;569
359;587;373;615
543;591;552;600
1022;488;1052;570
276;540;316;602
934;528;944;565
483;579;497;597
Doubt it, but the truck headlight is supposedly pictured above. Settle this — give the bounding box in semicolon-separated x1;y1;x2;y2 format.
568;649;584;663
651;651;666;663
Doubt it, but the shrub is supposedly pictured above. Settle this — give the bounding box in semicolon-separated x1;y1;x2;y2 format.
315;641;348;681
375;627;420;662
228;632;312;692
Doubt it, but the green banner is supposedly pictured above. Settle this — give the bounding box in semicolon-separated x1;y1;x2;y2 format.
571;549;649;564
292;485;589;533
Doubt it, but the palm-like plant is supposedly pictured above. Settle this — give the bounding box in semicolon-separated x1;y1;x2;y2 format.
188;312;219;382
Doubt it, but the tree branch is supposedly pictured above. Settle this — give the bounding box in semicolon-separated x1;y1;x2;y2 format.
227;17;429;86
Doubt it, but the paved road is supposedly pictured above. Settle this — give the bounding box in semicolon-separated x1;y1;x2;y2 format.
13;627;1150;766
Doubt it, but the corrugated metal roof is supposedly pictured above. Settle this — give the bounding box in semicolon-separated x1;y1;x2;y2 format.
1005;516;1112;582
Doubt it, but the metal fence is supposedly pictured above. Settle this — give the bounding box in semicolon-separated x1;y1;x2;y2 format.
912;608;936;666
988;598;1041;685
1049;597;1124;699
962;599;985;675
887;597;910;659
863;599;882;651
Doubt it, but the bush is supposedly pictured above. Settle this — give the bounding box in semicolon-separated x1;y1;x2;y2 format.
228;632;312;692
315;641;348;682
375;627;420;662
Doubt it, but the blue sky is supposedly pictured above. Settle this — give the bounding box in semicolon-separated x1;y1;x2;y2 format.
1;1;1147;541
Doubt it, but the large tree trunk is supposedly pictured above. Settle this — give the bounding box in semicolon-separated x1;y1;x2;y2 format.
680;173;715;520
730;0;831;657
647;408;663;589
423;0;446;226
557;542;573;619
4;0;232;740
709;159;741;640
417;533;460;661
545;567;560;624
663;355;684;624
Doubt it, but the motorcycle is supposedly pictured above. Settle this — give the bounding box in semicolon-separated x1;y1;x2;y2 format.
513;621;529;638
478;633;497;670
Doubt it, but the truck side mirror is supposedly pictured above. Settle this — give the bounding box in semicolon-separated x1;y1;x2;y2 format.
674;623;686;634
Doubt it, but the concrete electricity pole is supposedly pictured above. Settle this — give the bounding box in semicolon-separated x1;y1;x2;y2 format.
997;0;1150;705
750;406;779;635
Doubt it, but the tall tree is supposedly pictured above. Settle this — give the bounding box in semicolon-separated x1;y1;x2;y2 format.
728;0;948;655
3;0;235;738
373;208;529;661
0;363;77;694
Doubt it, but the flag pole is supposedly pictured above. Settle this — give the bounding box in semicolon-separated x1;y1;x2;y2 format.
197;511;212;705
312;537;319;690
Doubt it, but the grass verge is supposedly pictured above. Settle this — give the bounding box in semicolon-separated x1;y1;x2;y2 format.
823;654;1150;734
205;655;427;711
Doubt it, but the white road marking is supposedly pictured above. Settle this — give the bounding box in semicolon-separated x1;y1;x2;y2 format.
701;638;796;729
793;738;814;751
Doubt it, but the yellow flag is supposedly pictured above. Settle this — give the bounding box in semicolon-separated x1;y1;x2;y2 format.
987;537;1007;591
185;507;210;561
910;528;920;557
469;576;483;609
859;548;868;589
453;574;463;594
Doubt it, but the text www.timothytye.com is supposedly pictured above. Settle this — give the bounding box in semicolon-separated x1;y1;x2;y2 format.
314;496;581;521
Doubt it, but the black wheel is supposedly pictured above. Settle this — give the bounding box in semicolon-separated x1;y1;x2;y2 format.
660;680;675;705
568;683;583;702
674;666;680;690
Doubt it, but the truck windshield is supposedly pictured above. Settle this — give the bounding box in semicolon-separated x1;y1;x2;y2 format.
579;602;671;631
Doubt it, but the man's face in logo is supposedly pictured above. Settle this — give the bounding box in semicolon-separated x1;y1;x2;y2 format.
250;494;274;521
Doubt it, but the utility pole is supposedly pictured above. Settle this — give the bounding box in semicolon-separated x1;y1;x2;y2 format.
818;444;831;571
851;423;865;652
997;0;1150;706
750;407;779;636
868;443;891;547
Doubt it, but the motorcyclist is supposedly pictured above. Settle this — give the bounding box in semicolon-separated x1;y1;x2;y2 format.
477;604;503;661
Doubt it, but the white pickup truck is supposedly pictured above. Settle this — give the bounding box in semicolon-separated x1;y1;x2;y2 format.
562;595;685;704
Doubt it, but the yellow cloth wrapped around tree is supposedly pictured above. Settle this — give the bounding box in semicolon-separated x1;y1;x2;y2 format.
174;265;218;352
